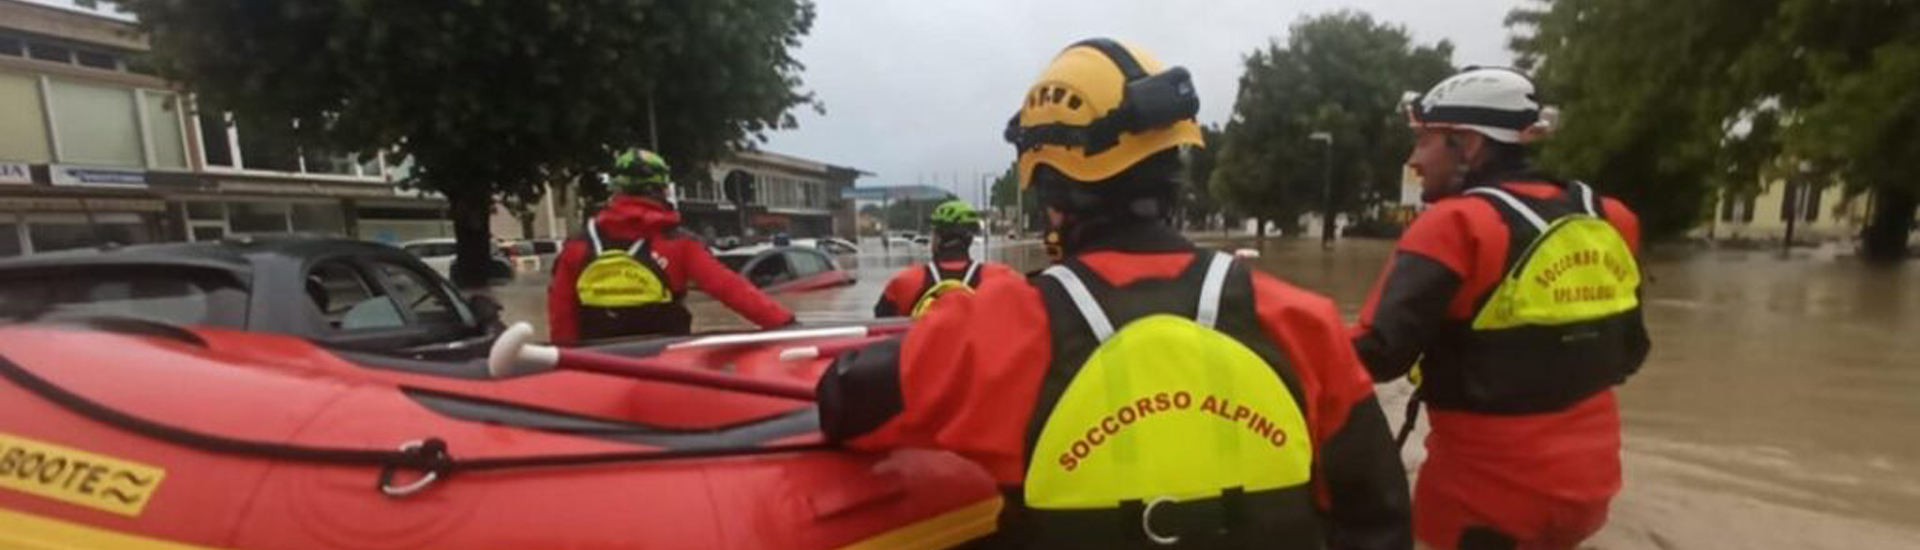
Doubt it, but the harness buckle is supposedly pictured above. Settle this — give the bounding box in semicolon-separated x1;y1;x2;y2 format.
1142;495;1180;546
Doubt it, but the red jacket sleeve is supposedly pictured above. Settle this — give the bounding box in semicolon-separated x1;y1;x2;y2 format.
1253;272;1412;550
823;274;1053;485
677;243;795;328
873;266;924;318
546;239;590;345
1602;197;1643;254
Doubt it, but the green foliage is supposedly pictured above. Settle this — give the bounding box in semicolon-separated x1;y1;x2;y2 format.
121;0;817;281
1212;11;1453;229
1177;125;1224;228
988;165;1043;232
1510;0;1920;249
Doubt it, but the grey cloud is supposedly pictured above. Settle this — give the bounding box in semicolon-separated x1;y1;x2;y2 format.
761;0;1525;204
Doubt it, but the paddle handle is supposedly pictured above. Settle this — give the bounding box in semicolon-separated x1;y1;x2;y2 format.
488;322;815;400
557;349;816;401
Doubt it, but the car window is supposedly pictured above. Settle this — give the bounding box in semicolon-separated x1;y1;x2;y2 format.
307;260;403;330
405;243;455;258
718;254;753;273
746;253;793;287
371;261;466;326
0;268;246;328
786;250;832;277
532;241;559;254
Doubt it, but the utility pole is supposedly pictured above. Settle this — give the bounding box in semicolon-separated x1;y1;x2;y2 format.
1310;132;1335;250
980;173;991;261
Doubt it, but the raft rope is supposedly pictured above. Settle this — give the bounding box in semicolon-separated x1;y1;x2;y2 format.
0;355;828;498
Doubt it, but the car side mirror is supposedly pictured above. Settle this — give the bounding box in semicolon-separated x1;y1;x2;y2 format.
468;294;505;331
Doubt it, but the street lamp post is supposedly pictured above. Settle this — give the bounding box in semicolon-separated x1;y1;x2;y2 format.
1309;132;1335;250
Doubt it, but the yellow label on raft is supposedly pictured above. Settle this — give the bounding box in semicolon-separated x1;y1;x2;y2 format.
0;432;166;517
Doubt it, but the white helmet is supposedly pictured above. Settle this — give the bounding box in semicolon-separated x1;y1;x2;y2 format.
1402;67;1556;144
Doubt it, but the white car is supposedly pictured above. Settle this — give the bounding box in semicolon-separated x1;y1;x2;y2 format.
399;238;513;280
789;237;859;255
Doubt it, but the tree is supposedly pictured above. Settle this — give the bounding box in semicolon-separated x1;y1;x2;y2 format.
989;165;1044;234
1213;11;1454;244
122;0;819;284
1510;0;1920;257
1179;125;1226;230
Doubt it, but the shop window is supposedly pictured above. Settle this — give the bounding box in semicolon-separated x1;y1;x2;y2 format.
0;223;20;257
26;216;149;252
94;222;150;247
74;50;118;70
123;53;156;76
197;109;234;167
186;201;227;221
27;222;95;253
302;147;357;175
49;80;143;167
1805;187;1822;222
27;42;71;63
236;117;301;172
292;203;346;235
230;202;291;234
190;226;226;242
141;91;188;169
0;72;52;162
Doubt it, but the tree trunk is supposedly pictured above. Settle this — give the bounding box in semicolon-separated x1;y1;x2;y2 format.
448;189;497;289
1861;186;1916;262
1255;217;1267;249
518;213;536;240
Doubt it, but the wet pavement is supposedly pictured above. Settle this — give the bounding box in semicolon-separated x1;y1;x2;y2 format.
490;236;1920;549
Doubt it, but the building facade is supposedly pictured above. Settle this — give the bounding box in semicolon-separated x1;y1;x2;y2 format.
1702;178;1871;244
0;0;446;256
676;149;866;242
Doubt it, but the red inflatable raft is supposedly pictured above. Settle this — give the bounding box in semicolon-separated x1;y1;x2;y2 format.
0;319;998;550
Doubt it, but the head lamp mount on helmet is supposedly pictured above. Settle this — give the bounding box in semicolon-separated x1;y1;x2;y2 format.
1003;39;1200;157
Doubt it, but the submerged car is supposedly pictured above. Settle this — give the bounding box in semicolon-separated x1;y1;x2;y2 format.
399;237;515;281
713;245;857;293
0;238;503;359
791;237;860;255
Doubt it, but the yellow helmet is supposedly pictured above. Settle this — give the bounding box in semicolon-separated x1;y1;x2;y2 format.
1004;39;1204;189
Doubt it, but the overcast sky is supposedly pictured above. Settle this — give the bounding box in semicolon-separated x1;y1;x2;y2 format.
759;0;1529;204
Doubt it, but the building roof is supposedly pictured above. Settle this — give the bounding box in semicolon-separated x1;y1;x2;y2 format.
841;185;954;201
727;149;873;180
0;0;145;51
7;0;137;24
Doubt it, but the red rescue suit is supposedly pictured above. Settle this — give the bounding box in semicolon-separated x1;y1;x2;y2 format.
873;258;1022;318
547;195;793;344
1352;178;1649;550
821;225;1410;549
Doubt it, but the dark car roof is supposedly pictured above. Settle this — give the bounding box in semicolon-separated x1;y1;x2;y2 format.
0;237;409;279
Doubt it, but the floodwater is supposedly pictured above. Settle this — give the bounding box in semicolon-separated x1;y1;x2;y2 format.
493;236;1920;549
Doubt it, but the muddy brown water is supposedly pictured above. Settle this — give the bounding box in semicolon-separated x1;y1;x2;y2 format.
493;236;1920;548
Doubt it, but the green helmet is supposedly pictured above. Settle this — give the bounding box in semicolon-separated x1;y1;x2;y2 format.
607;149;672;193
929;200;981;227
